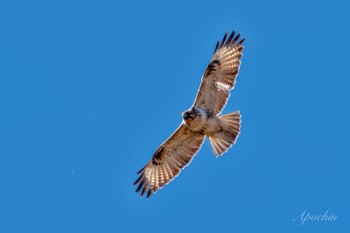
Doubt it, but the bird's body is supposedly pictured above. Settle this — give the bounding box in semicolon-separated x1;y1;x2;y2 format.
183;107;222;136
134;30;245;198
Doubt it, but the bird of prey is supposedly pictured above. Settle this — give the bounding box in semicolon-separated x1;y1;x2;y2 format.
134;30;245;198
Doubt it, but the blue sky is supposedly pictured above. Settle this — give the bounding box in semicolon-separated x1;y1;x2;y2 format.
1;0;349;232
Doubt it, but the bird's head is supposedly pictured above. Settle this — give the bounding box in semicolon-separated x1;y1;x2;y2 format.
182;108;197;121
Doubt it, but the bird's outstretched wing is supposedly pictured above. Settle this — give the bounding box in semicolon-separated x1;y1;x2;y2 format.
134;124;205;198
193;31;245;115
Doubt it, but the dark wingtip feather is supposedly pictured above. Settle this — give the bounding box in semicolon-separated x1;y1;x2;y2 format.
227;30;235;44
238;38;246;45
137;166;145;174
141;184;148;197
231;33;241;45
135;178;145;193
219;32;228;49
214;41;219;53
133;174;143;185
147;189;153;199
215;30;245;52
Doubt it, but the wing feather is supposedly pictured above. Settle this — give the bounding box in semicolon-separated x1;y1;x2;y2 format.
193;31;245;115
134;30;245;199
134;124;205;198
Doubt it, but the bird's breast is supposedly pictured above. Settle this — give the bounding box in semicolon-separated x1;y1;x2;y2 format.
183;115;206;132
202;116;223;136
183;112;223;135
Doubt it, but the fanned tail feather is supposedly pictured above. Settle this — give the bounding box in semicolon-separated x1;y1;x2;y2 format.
209;111;241;156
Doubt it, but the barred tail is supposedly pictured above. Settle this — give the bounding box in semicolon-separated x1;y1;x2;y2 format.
209;111;241;157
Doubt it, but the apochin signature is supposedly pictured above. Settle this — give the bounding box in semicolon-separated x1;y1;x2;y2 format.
293;210;338;225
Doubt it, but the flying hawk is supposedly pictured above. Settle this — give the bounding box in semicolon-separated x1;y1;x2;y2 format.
134;30;245;198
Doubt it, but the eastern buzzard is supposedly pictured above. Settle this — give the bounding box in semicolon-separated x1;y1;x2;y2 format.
134;30;245;198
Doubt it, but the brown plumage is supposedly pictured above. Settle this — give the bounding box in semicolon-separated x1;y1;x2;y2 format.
194;31;245;115
134;30;245;199
134;125;205;199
